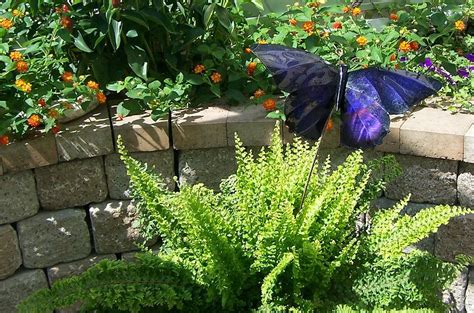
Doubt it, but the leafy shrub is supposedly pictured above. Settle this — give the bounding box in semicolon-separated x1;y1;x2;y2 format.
255;0;473;111
20;126;472;312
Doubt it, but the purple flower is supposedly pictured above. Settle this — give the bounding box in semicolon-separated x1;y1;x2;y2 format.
466;53;474;62
420;57;433;68
435;66;456;85
458;67;470;78
400;56;408;62
469;66;474;71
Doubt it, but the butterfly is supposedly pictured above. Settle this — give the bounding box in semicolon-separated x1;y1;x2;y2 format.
251;44;442;148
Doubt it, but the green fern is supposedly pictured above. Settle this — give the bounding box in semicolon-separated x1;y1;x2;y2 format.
20;126;473;312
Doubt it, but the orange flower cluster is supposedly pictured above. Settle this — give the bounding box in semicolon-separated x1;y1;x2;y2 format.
455;20;466;31
253;89;265;99
0;18;13;30
258;39;267;44
27;114;41;128
38;99;46;107
15;79;31;93
87;81;99;90
389;13;399;21
61;71;74;83
96;92;107;104
60;16;73;30
244;47;252;54
247;62;257;76
289;18;297;26
302;21;315;34
390;54;397;62
325;118;334;131
356;36;368;46
320;31;330;39
16;61;28;73
342;6;350;13
9;51;23;61
332;21;342;29
398;41;419;53
193;64;205;74
352;7;362;16
307;2;320;8
0;135;9;145
211;72;222;83
52;125;61;134
263;98;276;111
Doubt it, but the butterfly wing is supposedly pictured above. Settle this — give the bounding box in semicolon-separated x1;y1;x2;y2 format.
251;44;339;140
341;68;441;148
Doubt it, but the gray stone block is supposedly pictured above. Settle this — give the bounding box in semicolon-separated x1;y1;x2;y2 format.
105;151;175;200
0;170;39;224
35;157;108;210
0;225;22;280
47;254;116;284
17;209;92;268
443;267;467;313
89;200;157;254
466;268;474;313
56;106;114;162
385;154;458;204
0;269;49;313
435;214;474;262
178;147;237;191
318;147;383;170
459;162;474;208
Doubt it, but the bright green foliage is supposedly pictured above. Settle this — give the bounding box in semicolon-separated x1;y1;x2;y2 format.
21;126;473;312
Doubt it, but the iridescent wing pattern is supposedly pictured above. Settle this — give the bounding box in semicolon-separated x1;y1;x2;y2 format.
251;44;339;140
341;68;441;148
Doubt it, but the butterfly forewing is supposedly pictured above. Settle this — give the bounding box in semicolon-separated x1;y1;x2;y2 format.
251;44;339;140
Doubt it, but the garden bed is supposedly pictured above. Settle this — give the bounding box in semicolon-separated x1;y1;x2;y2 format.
0;100;473;311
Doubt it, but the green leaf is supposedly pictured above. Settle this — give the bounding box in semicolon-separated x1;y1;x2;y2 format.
203;3;216;29
431;12;447;30
185;74;205;85
109;19;123;51
210;84;221;97
73;31;93;53
215;5;233;32
125;44;148;80
126;30;139;38
117;99;143;117
122;11;150;30
148;80;161;90
371;47;383;63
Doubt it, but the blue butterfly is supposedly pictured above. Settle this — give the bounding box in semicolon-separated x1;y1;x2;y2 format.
251;44;442;148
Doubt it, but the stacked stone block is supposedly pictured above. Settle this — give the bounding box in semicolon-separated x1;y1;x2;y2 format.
0;104;473;311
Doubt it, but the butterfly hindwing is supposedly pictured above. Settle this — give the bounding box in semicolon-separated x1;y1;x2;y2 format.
341;68;441;148
251;44;339;140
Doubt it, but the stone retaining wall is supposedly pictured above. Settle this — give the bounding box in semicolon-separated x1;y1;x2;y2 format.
0;103;473;312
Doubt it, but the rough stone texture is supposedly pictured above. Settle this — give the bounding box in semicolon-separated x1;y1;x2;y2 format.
465;124;474;163
89;200;157;254
112;106;169;152
0;158;3;176
443;267;468;313
0;133;58;173
458;162;474;208
56;106;114;161
0;225;22;280
0;170;39;224
227;105;279;147
0;269;49;313
435;214;474;262
173;106;228;149
105;150;175;200
178;147;236;190
375;115;406;154
466;268;474;313
17;209;92;268
47;254;116;284
385;154;458;204
35;157;108;210
400;107;474;160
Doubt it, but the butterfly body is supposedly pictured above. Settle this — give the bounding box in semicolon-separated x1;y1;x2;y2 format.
251;44;442;148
